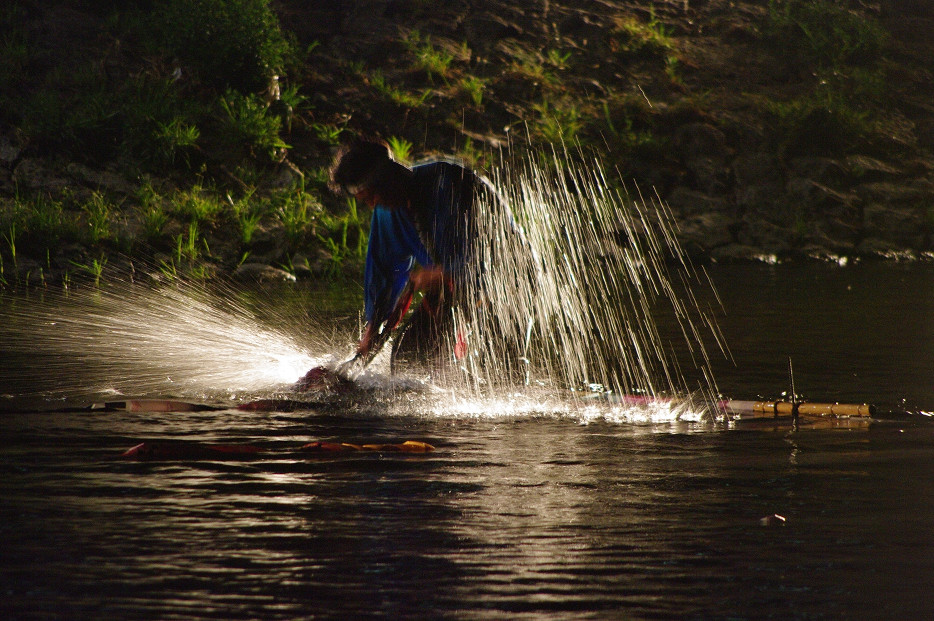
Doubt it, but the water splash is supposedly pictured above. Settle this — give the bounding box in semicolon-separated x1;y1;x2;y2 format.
0;277;327;404
451;146;728;408
424;389;708;425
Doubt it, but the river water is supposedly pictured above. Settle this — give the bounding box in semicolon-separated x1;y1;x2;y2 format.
2;262;933;619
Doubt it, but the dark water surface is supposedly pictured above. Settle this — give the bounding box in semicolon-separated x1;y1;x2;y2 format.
2;263;933;619
699;262;934;414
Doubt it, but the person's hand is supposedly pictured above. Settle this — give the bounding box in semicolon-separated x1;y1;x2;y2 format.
295;365;353;392
356;321;378;356
408;266;450;295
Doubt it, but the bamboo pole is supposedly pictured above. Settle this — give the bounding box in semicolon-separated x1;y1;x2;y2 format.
725;400;875;418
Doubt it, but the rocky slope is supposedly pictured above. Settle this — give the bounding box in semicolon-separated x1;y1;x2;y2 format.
286;0;934;262
2;0;932;283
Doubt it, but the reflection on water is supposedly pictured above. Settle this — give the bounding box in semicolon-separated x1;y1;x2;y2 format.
2;408;934;619
1;263;933;619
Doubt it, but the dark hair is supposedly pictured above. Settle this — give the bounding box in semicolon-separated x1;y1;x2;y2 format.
329;139;392;194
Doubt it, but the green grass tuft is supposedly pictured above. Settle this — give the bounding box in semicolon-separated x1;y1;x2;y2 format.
403;30;455;83
611;9;674;59
534;100;583;144
388;136;414;164
219;90;289;161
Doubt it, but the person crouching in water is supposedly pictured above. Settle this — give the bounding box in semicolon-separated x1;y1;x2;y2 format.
329;138;485;375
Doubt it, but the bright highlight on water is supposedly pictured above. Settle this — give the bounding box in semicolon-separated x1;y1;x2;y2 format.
1;148;727;421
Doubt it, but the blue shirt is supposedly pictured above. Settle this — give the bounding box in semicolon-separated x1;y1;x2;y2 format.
363;160;477;325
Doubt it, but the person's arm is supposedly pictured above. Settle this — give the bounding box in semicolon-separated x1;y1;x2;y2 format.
358;206;431;357
355;319;392;357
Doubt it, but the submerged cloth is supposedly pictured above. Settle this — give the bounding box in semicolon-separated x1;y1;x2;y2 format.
363;160;480;328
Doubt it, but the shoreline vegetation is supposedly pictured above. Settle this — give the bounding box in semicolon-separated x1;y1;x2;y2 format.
2;0;933;290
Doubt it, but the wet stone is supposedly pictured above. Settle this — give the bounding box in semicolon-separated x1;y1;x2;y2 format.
846;155;904;183
0;134;22;166
862;204;930;248
677;212;736;251
12;158;70;192
710;243;767;263
232;262;296;283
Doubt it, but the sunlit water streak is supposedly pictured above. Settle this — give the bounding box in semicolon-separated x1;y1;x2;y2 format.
1;278;326;403
454;147;726;407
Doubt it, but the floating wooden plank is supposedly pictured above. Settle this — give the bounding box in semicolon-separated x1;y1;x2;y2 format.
725;400;875;418
98;399;220;413
120;439;435;461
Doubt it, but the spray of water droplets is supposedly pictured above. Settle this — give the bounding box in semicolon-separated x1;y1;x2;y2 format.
450;146;728;409
1;277;329;404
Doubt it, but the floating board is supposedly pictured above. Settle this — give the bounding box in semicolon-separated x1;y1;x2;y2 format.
92;399;221;413
601;395;876;420
120;439;435;461
121;441;263;460
299;440;435;454
92;396;878;418
73;363;881;420
83;366;363;413
723;400;875;418
85;398;333;413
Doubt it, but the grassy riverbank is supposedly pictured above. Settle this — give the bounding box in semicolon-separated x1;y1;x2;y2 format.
2;0;933;289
